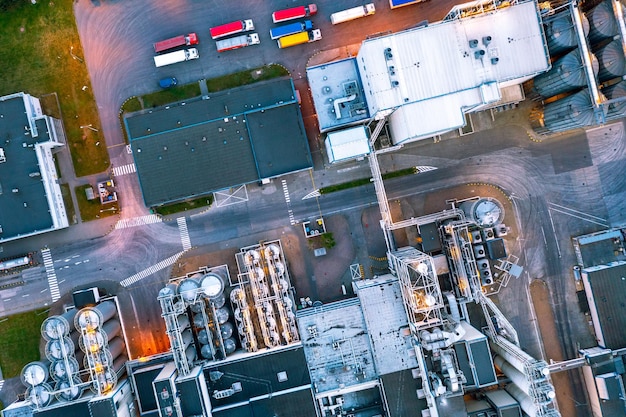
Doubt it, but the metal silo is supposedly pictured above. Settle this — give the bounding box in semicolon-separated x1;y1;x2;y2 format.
223;337;237;355
586;1;618;44
534;49;598;98
21;361;51;387
42;309;77;341
542;89;607;131
55;377;83;402
602;80;626;117
50;357;79;381
101;319;121;341
178;277;200;303
26;383;54;408
459;198;504;228
596;40;625;82
45;337;75;361
74;301;116;331
544;12;589;55
200;273;225;299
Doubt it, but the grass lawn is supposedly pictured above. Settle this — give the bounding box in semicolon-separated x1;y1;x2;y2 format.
60;183;77;224
154;195;213;216
75;184;119;221
0;309;48;378
0;1;109;177
141;83;202;108
206;64;289;92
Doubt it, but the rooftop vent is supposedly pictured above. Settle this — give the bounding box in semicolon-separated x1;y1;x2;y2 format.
491;57;499;65
392;81;400;87
0;147;5;163
474;50;485;59
482;36;492;46
385;48;393;60
388;66;396;75
469;39;479;48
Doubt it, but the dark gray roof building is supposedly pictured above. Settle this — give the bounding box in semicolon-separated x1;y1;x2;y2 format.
0;93;68;243
124;78;312;206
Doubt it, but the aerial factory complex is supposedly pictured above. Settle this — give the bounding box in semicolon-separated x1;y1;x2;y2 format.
1;0;626;417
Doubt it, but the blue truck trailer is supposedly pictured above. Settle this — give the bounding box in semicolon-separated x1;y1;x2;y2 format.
270;20;313;40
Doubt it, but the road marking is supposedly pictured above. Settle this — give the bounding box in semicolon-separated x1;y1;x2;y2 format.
177;217;192;250
282;180;296;225
126;144;132;154
302;189;321;200
41;248;61;302
415;165;437;173
548;202;608;225
22;294;29;297
546;210;562;258
115;214;161;229
112;163;137;177
121;251;185;287
0;380;3;391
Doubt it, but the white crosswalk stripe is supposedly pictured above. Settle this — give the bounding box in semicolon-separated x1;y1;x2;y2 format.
115;214;161;229
415;165;437;173
0;379;4;391
177;217;192;250
302;189;321;200
282;180;296;225
112;163;137;177
121;251;185;287
41;248;61;302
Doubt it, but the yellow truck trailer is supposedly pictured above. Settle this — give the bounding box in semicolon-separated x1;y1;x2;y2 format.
277;29;322;48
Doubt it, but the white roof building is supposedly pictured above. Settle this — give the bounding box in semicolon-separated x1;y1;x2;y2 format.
356;0;551;144
324;125;371;164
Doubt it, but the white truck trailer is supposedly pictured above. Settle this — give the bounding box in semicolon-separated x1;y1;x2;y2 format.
330;4;375;24
153;48;199;67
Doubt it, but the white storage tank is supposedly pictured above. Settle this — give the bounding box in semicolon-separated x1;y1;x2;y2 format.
27;383;54;407
46;337;75;361
201;272;225;299
42;309;77;341
178;277;200;303
55;377;83;402
21;361;50;386
50;357;80;381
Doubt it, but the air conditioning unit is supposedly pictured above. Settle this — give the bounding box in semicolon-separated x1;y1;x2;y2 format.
473;245;486;259
471;230;483;243
482;228;495;240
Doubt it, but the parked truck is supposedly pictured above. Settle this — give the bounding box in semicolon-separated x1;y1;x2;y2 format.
270;20;313;40
330;4;375;24
216;33;260;52
272;4;317;23
153;48;199;67
153;33;199;53
210;20;254;39
277;29;322;48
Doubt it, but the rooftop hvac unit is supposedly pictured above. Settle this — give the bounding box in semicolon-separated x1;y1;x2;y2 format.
471;230;483;243
473;245;486;259
482;228;495;240
385;48;393;60
494;224;508;237
479;260;492;285
482;36;492;46
469;39;479;48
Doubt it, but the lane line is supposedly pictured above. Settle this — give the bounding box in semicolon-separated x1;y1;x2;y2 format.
548;207;609;227
548;202;607;222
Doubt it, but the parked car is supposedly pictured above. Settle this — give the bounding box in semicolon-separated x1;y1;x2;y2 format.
158;77;178;88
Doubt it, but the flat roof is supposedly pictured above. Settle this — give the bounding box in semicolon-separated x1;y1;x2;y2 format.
307;58;370;132
582;261;626;349
324;125;371;163
380;370;428;417
296;298;378;393
357;0;550;141
354;276;418;375
0;94;55;241
125;78;311;206
212;388;317;417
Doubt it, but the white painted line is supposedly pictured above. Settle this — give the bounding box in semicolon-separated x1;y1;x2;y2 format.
112;163;137;177
121;251;185;287
548;202;608;222
40;288;48;293
41;248;61;302
548;207;608;227
547;209;562;258
177;217;192;251
115;214;161;229
22;294;30;297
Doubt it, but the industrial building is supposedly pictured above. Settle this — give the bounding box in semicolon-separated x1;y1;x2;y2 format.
0;92;69;243
530;0;626;133
308;0;550;150
124;78;312;207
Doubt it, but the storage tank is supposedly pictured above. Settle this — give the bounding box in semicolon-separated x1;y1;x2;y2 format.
178;277;200;303
200;343;215;359
112;355;128;374
21;361;50;386
55;377;83;402
224;337;237;355
193;313;206;328
107;337;125;361
75;301;116;331
197;329;212;345
596;40;625;82
220;322;234;339
50;357;80;381
158;283;178;298
91;368;117;394
78;330;106;353
215;307;230;324
185;345;197;363
101;319;121;341
42;309;77;341
230;287;244;304
586;1;618;44
541;89;607;131
27;383;54;407
602;80;626;117
46;337;75;361
190;301;205;313
544;12;589;55
201;272;225;299
212;293;226;309
533;49;598;98
177;314;190;331
459;198;504;228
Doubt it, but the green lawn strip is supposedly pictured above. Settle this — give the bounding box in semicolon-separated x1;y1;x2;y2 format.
75;184;119;221
141;83;202;108
0;1;109;177
60;183;77;224
206;64;289;93
154;195;213;216
319;167;418;194
0;309;48;378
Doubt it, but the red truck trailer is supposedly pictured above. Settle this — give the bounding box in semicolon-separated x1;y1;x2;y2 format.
272;4;317;23
153;33;198;53
210;19;255;39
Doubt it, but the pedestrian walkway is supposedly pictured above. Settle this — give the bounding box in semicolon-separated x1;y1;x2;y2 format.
120;251;184;287
177;217;192;250
115;214;161;229
41;248;61;302
112;163;136;177
281;180;296;225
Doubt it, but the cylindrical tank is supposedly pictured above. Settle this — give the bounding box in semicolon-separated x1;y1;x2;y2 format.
21;361;50;386
55;377;83;402
459;197;504;228
180;330;193;350
586;1;618;45
193;313;206;328
494;356;534;393
91;368;117;394
107;337;125;361
178;278;200;303
46;337;75;361
189;301;204;313
215;307;230;325
42;309;77;341
101;319;121;341
254;267;265;280
541;89;607;132
75;301;116;331
274;262;285;277
27;383;54;407
265;244;281;260
533;49;599;98
234;308;243;322
596;40;625;82
490;336;550;375
211;293;226;309
602;80;626;117
158;283;178;299
113;355;128;374
544;12;590;55
220;322;234;339
201;272;225;299
230;287;244;304
505;383;537;417
200;343;214;359
177;314;190;331
78;330;106;353
197;329;212;345
50;357;80;381
185;345;197;363
224;337;237;355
